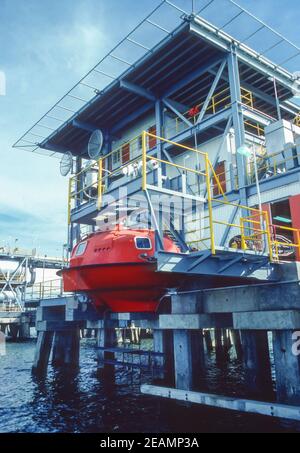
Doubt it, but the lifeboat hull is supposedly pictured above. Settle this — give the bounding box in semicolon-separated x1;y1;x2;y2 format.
62;261;179;313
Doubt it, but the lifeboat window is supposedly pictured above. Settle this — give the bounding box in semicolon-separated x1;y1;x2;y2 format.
75;241;87;256
135;237;152;250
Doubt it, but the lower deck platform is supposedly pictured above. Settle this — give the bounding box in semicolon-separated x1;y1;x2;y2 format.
156;247;281;282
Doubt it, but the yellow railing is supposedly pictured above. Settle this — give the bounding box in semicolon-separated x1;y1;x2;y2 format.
247;144;300;184
68;131;300;262
244;120;265;137
294;113;300;128
141;131;274;258
25;279;65;301
270;224;300;262
174;87;253;131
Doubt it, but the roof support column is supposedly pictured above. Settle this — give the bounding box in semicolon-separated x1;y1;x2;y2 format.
154;100;165;251
227;47;248;208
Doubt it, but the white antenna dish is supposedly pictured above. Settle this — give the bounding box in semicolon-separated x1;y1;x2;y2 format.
60;152;73;177
88;129;104;159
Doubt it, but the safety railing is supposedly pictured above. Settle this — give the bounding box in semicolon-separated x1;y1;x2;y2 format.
141;131;275;258
172;87;252;132
98;134;145;204
0;304;23;313
247;144;300;184
270;224;300;262
244;120;265;137
68;130;300;262
68;134;155;220
68;160;102;224
25;279;65;301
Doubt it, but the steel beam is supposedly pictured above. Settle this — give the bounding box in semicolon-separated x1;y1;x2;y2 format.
196;59;227;125
164;56;224;98
227;48;247;207
111;102;153;134
162;98;193;128
72;120;98;133
190;18;296;92
119;80;156;102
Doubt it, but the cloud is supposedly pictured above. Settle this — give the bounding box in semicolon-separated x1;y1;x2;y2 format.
0;202;67;255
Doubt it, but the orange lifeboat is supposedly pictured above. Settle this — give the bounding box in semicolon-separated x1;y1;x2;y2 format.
60;225;181;313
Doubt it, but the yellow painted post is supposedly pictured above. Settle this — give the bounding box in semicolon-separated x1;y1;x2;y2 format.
97;158;103;210
68;178;72;225
240;218;247;251
142;131;147;191
205;155;216;255
296;229;300;257
264;212;274;262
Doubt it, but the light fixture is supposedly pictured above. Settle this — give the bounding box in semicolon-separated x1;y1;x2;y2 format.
273;216;292;224
237;144;252;158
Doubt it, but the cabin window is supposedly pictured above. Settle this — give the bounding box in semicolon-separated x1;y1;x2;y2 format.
75;241;87;256
112;149;121;165
135;237;152;250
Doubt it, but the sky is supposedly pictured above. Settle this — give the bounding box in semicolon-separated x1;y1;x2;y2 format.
0;0;300;256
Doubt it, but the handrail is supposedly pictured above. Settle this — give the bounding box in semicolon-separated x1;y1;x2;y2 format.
25;278;65;301
141;131;272;258
68;130;300;263
247;143;300;184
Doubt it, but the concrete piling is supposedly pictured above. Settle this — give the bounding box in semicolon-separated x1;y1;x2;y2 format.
32;331;54;374
204;329;213;353
240;330;273;398
231;329;243;360
52;329;80;367
30;263;300;422
272;330;300;405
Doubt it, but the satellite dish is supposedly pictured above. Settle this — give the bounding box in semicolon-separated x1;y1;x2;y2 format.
60;152;73;177
88;129;104;159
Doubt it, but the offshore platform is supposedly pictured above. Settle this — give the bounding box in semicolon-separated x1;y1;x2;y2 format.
13;0;300;421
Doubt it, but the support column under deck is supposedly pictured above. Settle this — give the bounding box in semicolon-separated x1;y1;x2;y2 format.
240;330;273;398
273;330;300;405
32;331;54;374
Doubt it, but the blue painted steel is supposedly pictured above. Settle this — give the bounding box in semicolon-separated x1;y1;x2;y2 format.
119;80;156;102
164;56;224;98
227;48;247;210
72;120;98;133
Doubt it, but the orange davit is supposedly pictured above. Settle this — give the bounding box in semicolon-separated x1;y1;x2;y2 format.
60;225;181;313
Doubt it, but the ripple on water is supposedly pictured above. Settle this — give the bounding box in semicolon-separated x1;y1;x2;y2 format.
0;339;300;433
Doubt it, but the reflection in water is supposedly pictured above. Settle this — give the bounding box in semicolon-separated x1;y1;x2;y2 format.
0;340;300;433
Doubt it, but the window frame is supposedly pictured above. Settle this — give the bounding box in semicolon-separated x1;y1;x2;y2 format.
75;241;88;256
134;237;152;250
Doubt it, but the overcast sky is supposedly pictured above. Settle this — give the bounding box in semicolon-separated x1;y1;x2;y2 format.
0;0;299;256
